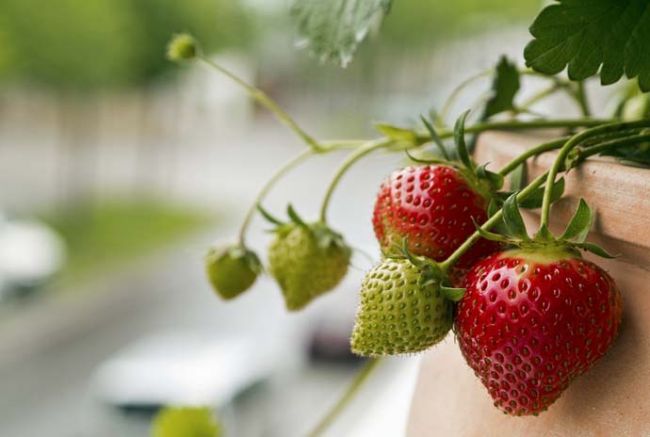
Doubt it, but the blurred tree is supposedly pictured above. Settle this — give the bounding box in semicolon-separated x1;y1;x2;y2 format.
379;0;539;48
0;0;252;89
0;0;252;205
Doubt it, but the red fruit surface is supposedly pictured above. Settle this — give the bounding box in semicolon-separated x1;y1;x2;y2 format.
372;165;499;271
455;250;623;416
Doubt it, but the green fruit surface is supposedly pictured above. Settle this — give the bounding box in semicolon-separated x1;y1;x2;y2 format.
206;247;259;299
268;224;350;311
351;258;452;356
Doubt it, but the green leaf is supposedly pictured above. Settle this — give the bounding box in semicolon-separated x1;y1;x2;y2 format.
420;115;451;161
519;178;565;209
509;163;527;192
287;204;308;227
376;123;418;143
575;242;617;259
257;204;284;225
524;0;650;91
440;286;466;302
484;56;521;117
476;164;504;190
453;110;474;170
291;0;392;67
404;149;448;165
560;199;593;242
502;194;530;240
152;407;221;437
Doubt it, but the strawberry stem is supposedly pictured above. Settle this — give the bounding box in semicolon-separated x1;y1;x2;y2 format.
442;125;650;271
307;358;382;437
319;138;393;223
319;118;614;224
440;171;550;272
539;119;650;230
238;149;313;246
198;56;323;152
498;137;569;176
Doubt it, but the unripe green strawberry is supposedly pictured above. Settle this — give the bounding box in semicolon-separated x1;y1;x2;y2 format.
351;257;455;356
205;244;261;300
266;208;351;311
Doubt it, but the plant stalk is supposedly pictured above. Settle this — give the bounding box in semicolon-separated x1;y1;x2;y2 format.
199;56;322;151
539;119;650;229
238;149;313;246
307;358;382;437
319;138;393;223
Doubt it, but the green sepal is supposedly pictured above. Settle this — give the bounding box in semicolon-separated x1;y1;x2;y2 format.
502;193;530;240
574;242;617;259
311;223;349;251
487;198;501;218
257;203;284;225
404;148;449;166
420;114;451;161
440;286;466;302
453;110;475;171
376;123;418;144
560;199;593;243
509;163;527;192
535;224;553;241
519;178;565;209
476;163;504;190
287;204;308;228
474;223;511;244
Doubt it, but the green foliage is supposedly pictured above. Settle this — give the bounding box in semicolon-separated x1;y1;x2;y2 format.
151;406;221;437
0;0;252;90
483;57;520;118
41;198;214;284
0;0;137;89
525;0;650;91
291;0;392;67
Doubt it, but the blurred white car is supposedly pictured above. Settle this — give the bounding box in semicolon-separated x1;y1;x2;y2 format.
92;333;276;410
0;214;66;299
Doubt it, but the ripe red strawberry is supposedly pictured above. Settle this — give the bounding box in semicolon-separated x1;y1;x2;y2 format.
372;165;499;273
455;249;622;415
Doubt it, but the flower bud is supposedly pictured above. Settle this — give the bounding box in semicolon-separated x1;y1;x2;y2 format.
167;33;200;62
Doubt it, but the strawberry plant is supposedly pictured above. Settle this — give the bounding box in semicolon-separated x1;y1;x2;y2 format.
161;0;650;433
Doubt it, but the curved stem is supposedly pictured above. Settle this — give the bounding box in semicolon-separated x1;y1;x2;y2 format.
440;171;550;271
539;119;650;229
319;139;392;223
318;118;613;225
238;149;313;246
414;118;612;143
580;133;650;158
308;358;382;437
199;56;322;151
498;137;569;176
439;69;493;124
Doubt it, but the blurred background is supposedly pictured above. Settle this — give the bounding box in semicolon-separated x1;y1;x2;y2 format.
0;1;555;436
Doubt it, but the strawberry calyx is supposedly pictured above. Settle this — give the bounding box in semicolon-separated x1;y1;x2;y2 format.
257;203;350;253
475;193;616;260
396;240;465;302
407;111;504;202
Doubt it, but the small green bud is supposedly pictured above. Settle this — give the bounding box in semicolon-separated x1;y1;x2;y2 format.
167;33;200;62
205;244;262;299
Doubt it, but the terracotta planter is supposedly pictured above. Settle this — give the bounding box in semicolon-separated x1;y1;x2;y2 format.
407;131;650;436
